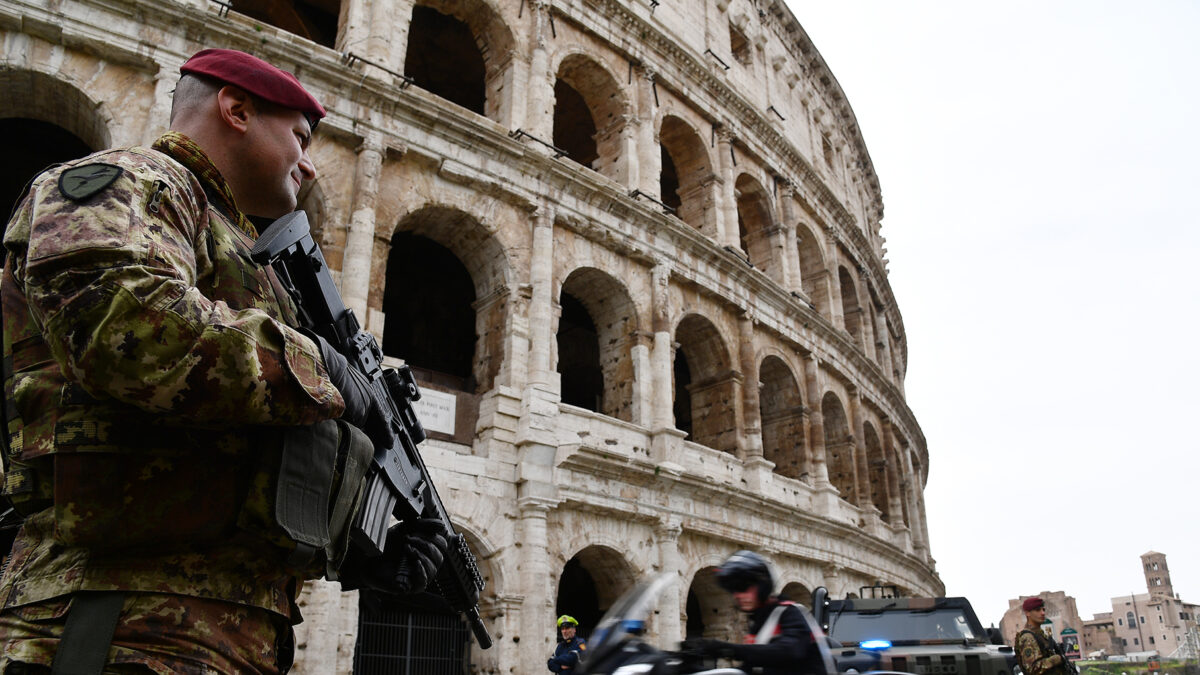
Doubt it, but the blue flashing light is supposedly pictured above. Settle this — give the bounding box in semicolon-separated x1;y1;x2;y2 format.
859;639;892;651
621;619;646;633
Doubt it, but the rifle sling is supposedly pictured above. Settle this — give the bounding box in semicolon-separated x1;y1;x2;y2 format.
50;591;126;675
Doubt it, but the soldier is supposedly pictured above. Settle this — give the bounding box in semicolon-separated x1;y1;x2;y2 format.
547;614;588;673
0;49;447;673
683;550;824;674
1015;597;1069;675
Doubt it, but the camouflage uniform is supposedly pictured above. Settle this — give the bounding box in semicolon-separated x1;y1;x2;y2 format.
1015;624;1067;675
0;131;345;673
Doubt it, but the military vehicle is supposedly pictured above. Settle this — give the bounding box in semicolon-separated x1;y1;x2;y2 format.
813;586;1017;675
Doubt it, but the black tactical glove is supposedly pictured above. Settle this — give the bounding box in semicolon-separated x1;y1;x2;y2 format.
341;518;449;595
680;637;738;659
308;331;385;439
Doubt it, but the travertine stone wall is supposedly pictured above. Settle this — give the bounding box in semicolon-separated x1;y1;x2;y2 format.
1;0;938;671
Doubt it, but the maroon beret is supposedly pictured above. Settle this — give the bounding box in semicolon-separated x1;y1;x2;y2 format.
180;48;325;125
1022;597;1045;612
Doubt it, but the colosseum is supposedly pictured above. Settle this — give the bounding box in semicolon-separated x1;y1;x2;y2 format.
0;0;939;671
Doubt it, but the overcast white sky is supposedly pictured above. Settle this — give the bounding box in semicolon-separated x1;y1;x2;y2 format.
784;0;1200;628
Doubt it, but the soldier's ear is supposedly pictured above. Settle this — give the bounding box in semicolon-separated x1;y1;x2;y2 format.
215;85;254;134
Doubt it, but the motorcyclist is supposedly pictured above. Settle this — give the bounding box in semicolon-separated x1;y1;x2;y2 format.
683;550;823;674
549;614;589;672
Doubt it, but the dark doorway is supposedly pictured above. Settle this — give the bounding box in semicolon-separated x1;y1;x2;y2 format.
405;6;486;115
556;556;602;638
672;349;693;439
659;146;682;211
553;79;598;169
0;118;93;242
556;292;602;412
231;0;340;48
383;232;476;390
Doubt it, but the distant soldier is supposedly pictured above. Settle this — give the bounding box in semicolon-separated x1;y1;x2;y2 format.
683;550;824;675
548;614;588;672
0;49;446;673
1015;597;1069;675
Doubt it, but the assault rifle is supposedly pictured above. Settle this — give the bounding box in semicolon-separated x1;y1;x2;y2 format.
1051;635;1079;675
250;211;492;649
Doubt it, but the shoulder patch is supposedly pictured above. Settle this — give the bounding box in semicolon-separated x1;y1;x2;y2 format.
58;163;123;202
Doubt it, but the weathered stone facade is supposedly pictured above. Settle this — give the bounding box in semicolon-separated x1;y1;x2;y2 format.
0;0;937;671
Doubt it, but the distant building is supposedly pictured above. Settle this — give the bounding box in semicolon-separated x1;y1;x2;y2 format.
1001;591;1083;648
1003;552;1200;660
1108;552;1199;658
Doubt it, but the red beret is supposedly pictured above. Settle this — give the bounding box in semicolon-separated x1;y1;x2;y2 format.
1022;597;1045;612
180;48;326;125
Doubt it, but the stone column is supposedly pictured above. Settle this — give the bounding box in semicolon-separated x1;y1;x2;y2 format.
738;312;763;461
636;67;660;196
823;225;845;330
650;262;685;465
899;448;926;555
802;355;829;486
525;0;556;146
847;388;867;508
341;135;383;324
630;330;655;427
527;205;556;385
656;519;684;645
516;496;556;674
777;181;799;292
367;0;410;67
881;420;904;525
335;0;370;54
714;127;739;249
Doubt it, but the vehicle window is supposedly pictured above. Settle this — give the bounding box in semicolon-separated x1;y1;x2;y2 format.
830;608;981;644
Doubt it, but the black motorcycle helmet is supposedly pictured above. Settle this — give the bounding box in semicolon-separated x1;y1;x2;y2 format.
715;550;774;603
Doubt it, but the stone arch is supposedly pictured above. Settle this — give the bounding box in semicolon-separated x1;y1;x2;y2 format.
734;173;775;271
556;544;637;638
759;355;806;480
838;265;863;348
685;565;740;642
0;69;110;239
407;0;517;121
229;0;341;48
554;53;628;182
780;581;812;609
674;314;736;452
863;422;889;521
297;179;336;264
659;115;715;233
387;205;513;393
557;267;638;422
821;391;855;503
795;222;831;320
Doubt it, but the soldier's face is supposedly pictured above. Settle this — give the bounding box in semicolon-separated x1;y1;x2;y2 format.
241;105;316;218
733;587;762;612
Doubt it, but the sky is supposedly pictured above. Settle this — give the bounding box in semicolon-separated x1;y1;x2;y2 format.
784;0;1200;628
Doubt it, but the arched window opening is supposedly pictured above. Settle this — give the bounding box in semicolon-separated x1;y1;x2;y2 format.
687;567;740;642
557;292;602;412
796;224;830;320
729;24;752;67
673;349;693;440
558;268;638;422
231;0;340;48
660;146;682;211
838;266;863;347
821;392;855;503
659;116;713;233
735;174;774;272
759;356;806;481
0;119;93;242
675;315;736;453
405;5;486;115
383;232;477;390
553;79;598;169
864;423;889;521
557;546;635;639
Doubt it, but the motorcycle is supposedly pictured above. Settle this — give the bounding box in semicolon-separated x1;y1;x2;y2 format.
579;573;879;675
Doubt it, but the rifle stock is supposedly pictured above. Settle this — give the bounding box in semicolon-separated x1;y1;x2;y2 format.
251;212;492;649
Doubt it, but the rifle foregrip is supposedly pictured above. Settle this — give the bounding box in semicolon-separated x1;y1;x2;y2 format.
435;534;492;648
351;471;394;557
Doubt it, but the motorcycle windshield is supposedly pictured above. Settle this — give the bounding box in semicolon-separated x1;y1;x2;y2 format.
586;572;676;663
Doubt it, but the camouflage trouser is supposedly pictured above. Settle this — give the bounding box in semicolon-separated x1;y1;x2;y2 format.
0;592;293;674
